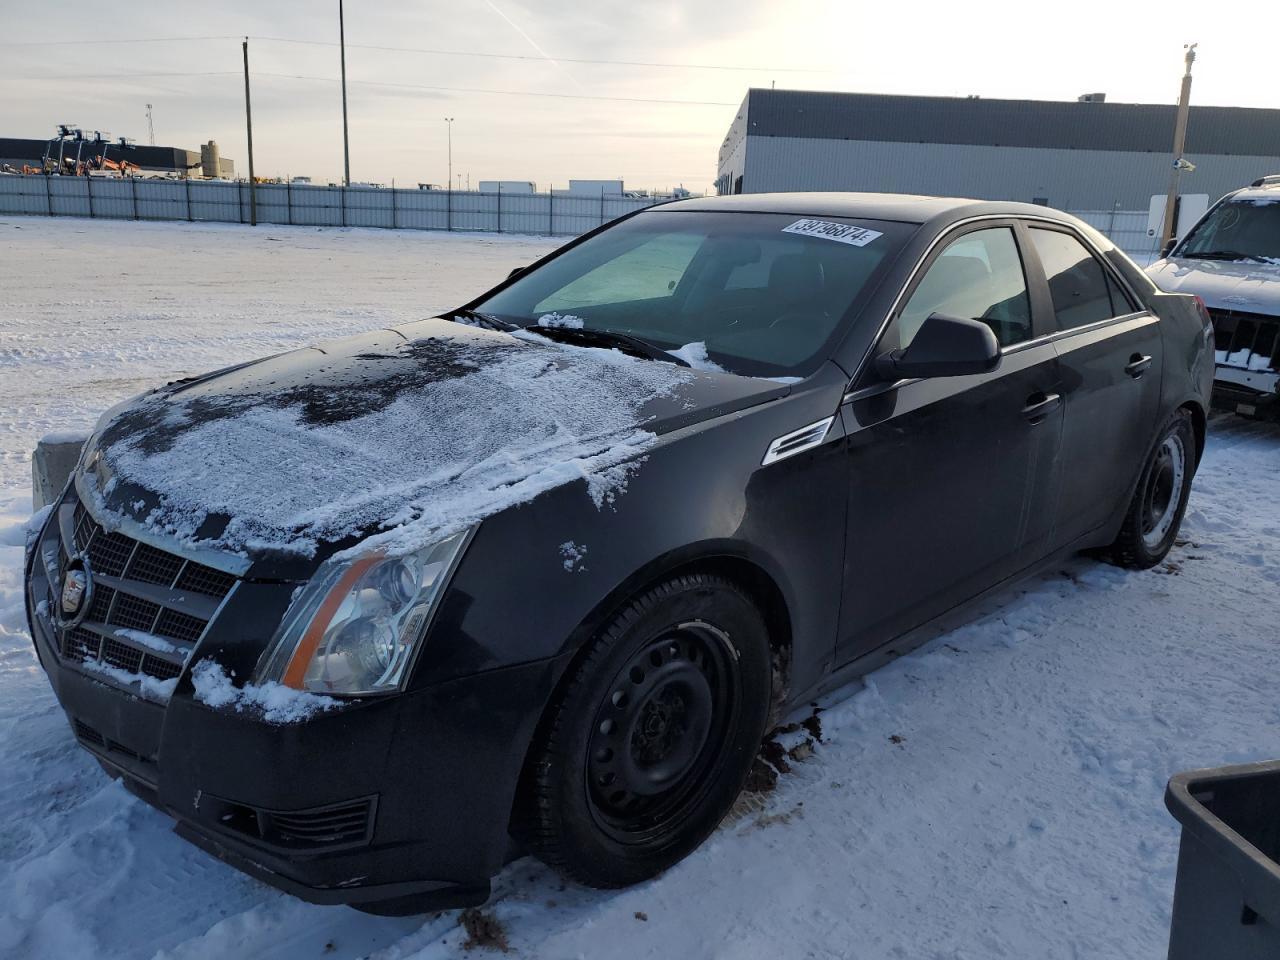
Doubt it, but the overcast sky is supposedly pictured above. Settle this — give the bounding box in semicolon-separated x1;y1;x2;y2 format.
5;1;1273;192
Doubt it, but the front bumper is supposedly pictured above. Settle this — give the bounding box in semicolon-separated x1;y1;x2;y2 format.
1208;307;1280;414
25;503;564;911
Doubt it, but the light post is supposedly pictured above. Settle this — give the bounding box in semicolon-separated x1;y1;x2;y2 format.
444;117;454;193
444;117;454;230
339;0;351;186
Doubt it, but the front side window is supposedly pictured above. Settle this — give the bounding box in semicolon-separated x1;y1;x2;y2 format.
475;211;915;378
898;227;1032;348
1029;228;1119;330
1177;198;1280;263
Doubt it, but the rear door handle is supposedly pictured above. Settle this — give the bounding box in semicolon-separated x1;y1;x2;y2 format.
1022;393;1061;423
1125;354;1153;378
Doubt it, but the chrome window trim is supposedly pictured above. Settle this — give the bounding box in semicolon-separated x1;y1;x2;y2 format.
1022;219;1146;316
841;311;1156;405
1002;311;1156;355
847;212;1152;391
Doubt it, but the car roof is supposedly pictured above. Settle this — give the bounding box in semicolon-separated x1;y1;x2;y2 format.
652;191;1080;227
1226;179;1280;203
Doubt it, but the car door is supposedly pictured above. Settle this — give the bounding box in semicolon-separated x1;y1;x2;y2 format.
1021;224;1163;546
835;222;1065;664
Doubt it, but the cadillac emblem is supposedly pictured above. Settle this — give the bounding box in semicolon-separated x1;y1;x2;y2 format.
56;558;93;628
61;569;87;616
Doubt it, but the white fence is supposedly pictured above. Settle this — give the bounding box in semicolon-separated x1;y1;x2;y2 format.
0;175;661;237
0;175;1161;258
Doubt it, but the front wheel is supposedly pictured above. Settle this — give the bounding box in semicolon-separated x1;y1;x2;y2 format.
1107;408;1196;569
524;574;772;888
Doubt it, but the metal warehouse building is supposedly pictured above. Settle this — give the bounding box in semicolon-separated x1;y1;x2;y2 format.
0;137;234;178
716;89;1280;212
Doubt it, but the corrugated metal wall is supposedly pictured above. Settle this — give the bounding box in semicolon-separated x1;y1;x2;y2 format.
0;176;659;236
740;137;1277;211
739;90;1280;156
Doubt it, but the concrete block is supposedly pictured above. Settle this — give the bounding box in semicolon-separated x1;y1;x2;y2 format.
32;434;88;511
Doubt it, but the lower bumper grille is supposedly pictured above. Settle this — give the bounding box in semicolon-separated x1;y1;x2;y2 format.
203;795;378;852
72;718;157;771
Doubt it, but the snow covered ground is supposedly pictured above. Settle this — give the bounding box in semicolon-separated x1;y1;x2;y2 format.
2;217;1280;959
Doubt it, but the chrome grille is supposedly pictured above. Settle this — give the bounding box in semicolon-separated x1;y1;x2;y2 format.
87;584;115;624
54;492;240;696
127;542;185;586
87;528;133;577
175;563;237;598
101;637;144;674
109;593;161;631
64;626;101;661
154;608;206;644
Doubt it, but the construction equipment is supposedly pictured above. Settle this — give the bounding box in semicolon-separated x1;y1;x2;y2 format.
36;126;140;177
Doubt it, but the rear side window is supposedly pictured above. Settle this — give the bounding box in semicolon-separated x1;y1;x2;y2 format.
1029;228;1125;329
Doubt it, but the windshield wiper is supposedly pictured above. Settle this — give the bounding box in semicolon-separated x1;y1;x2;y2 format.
449;308;518;331
1183;250;1265;263
527;325;691;366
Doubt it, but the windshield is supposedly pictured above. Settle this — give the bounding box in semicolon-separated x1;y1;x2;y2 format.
473;210;914;378
1178;198;1280;263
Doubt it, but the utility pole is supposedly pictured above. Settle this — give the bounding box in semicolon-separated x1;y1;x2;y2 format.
444;117;454;230
242;38;257;226
1161;43;1198;251
444;117;454;194
145;103;155;145
339;0;351;186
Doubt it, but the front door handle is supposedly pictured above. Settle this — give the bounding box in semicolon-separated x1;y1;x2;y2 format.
1125;354;1153;378
1022;392;1061;423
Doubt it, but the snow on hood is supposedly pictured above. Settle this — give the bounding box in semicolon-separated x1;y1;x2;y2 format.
1147;257;1280;314
88;320;698;560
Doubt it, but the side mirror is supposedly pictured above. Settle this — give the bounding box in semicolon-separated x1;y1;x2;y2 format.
1160;238;1177;258
508;266;525;279
874;313;1001;381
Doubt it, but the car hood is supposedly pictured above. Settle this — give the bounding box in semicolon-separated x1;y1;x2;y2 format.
1147;257;1280;314
80;318;788;577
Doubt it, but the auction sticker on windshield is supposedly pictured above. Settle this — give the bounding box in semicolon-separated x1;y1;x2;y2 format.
782;219;883;246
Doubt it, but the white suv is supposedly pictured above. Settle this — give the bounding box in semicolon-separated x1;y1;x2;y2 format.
1147;175;1280;417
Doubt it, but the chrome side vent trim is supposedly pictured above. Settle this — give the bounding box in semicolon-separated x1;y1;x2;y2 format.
762;416;835;466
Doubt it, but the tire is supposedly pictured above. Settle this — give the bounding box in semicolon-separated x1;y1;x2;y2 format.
525;573;772;888
1108;408;1196;569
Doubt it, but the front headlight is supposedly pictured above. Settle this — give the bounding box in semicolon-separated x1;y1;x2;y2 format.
256;529;473;695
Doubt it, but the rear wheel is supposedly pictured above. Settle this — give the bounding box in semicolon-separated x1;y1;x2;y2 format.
1108;409;1196;568
525;574;771;888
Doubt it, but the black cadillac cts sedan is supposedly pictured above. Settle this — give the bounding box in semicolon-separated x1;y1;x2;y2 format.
25;193;1213;914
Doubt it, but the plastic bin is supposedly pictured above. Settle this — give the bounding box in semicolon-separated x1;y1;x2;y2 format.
1165;760;1280;959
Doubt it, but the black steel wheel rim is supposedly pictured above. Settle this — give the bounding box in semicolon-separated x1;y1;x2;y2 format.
1141;433;1186;549
585;620;739;844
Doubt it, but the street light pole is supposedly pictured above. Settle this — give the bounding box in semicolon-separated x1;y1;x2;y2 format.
444;117;454;192
339;0;351;187
444;117;454;230
1161;43;1198;251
